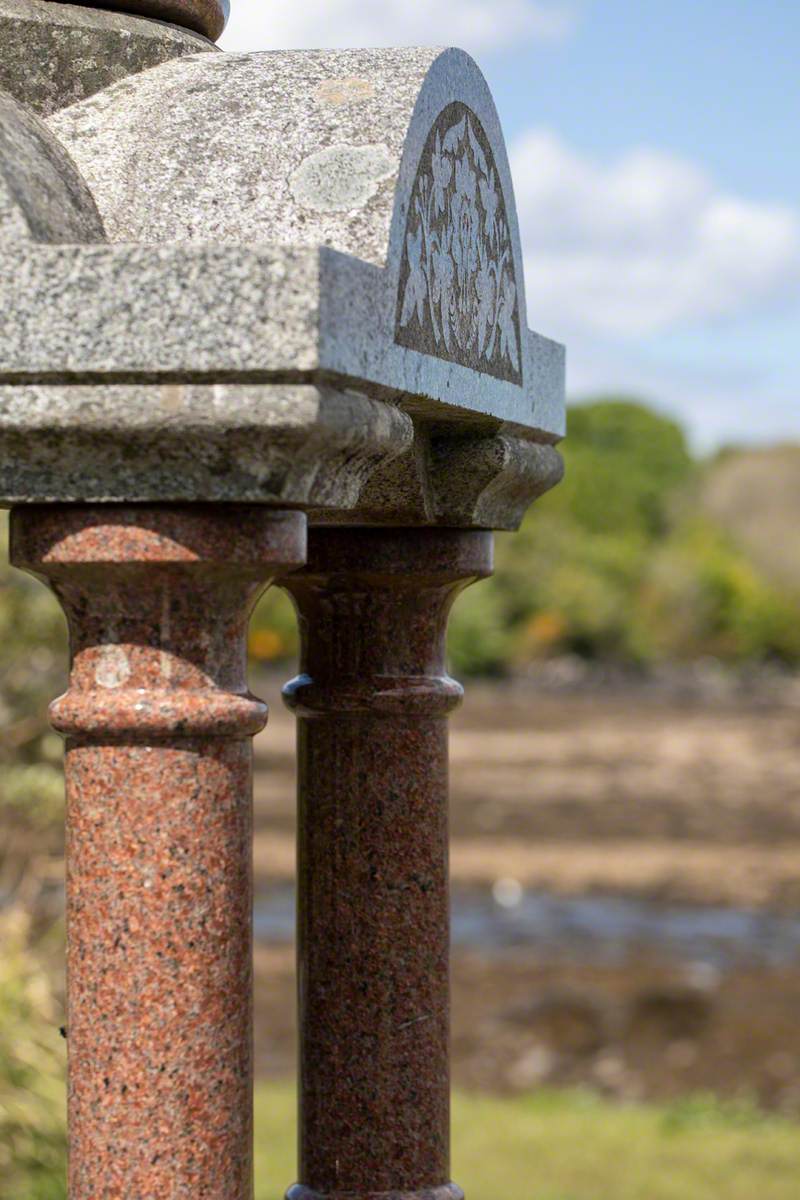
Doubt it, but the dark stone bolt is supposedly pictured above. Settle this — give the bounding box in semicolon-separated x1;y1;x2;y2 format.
57;0;230;40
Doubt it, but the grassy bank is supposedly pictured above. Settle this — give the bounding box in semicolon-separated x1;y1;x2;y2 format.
3;1074;800;1196
255;1085;800;1200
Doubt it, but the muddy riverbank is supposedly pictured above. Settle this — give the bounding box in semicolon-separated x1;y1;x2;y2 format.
251;676;800;1107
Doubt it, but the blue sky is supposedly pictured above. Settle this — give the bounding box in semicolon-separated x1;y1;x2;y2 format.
221;1;799;449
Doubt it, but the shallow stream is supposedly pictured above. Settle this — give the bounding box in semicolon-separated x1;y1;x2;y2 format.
255;885;800;973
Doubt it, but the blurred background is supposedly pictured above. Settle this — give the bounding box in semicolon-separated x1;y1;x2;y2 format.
3;2;800;1198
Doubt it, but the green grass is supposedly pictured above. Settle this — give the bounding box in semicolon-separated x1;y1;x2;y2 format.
254;1085;800;1200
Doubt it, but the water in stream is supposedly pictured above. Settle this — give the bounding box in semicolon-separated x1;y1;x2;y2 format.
254;886;800;973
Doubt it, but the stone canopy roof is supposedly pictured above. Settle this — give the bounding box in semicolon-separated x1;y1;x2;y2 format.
0;6;565;529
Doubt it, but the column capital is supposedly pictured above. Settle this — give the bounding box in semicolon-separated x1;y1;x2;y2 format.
283;527;493;719
12;505;305;740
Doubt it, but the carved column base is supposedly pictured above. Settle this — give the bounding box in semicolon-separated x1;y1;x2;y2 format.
11;503;305;1200
287;1184;465;1200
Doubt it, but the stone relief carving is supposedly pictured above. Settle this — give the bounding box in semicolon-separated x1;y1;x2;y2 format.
395;101;523;385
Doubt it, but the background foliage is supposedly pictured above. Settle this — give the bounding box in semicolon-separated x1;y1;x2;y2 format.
460;401;799;672
253;398;800;674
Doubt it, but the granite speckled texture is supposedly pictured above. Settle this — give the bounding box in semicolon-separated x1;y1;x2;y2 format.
0;91;104;242
0;384;413;510
0;240;563;444
282;528;492;1200
60;0;230;40
48;48;447;257
11;504;306;1199
1;43;564;511
47;48;566;437
0;0;215;116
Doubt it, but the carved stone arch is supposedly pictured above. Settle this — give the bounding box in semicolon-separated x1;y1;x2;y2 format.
395;99;523;384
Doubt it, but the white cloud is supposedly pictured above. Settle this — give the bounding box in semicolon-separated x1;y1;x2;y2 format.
220;0;576;53
512;130;800;338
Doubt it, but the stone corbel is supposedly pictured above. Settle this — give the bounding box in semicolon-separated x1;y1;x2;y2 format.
429;431;564;530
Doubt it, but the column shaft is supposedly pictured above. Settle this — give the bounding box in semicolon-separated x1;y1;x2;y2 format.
282;527;493;1200
11;503;306;1200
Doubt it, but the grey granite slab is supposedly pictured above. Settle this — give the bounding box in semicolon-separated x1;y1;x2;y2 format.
0;0;215;117
0;242;563;436
45;47;565;437
0;91;103;241
49;48;444;261
0;382;413;508
0;244;322;376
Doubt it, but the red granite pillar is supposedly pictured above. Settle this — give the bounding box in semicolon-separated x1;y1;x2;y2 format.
281;526;493;1200
10;503;306;1200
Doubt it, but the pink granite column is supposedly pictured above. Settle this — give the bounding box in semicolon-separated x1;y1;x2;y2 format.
11;503;305;1200
281;527;493;1200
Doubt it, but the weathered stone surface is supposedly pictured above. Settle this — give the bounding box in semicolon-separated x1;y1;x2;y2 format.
0;384;413;507
0;44;565;525
49;48;449;256
49;47;565;438
0;91;103;240
0;0;214;117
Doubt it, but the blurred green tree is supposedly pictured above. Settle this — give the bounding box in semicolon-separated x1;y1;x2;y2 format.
447;399;800;671
0;512;68;1200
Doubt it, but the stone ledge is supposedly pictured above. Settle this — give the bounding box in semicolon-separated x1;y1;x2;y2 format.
0;380;563;529
0;39;566;531
0;244;564;436
0;384;413;510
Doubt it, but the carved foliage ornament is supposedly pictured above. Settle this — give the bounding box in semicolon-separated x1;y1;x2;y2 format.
395;102;523;385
